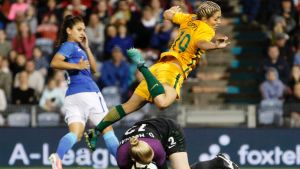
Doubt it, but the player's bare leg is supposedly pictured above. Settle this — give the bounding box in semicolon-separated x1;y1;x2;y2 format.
153;84;177;110
85;94;146;151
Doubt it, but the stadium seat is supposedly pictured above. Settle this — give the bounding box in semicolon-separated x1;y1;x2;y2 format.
7;112;30;127
258;99;283;126
178;105;256;127
37;112;60;127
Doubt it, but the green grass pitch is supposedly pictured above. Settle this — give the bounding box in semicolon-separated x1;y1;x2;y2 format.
0;166;296;169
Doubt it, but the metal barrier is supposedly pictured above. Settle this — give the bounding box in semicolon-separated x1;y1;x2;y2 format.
0;103;263;128
178;104;257;128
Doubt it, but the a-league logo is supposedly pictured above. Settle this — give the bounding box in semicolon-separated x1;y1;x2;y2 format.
199;134;231;161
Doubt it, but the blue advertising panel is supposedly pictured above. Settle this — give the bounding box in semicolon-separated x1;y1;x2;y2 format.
0;128;300;168
184;128;300;167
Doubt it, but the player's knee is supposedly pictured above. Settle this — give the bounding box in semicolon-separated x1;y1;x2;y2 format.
155;100;170;110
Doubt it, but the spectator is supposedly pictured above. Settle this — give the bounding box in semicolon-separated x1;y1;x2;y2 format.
104;24;117;58
271;16;286;35
37;0;62;24
7;50;18;71
296;0;300;13
131;6;156;49
62;8;73;19
8;0;29;21
110;0;131;25
12;21;36;59
39;78;64;112
6;11;26;40
98;46;130;101
116;24;134;55
52;70;68;98
260;67;285;100
126;0;140;12
36;14;57;56
293;43;300;65
86;13;105;60
258;68;285;126
11;53;26;78
0;88;6;126
36;14;58;42
277;0;298;34
171;0;192;13
93;0;111;25
241;0;260;24
0;29;12;57
274;32;294;65
288;66;300;93
0;88;7;112
67;0;87;17
149;0;164;23
32;46;49;76
14;60;45;97
0;57;13;102
0;0;11;22
12;71;36;105
258;45;290;84
284;83;300;127
105;24;134;56
150;19;174;52
25;4;38;34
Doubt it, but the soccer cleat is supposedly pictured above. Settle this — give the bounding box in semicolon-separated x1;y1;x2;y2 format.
49;153;62;169
216;153;239;169
84;129;98;151
127;48;145;67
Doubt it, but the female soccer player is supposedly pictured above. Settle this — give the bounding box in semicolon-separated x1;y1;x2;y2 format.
85;1;230;150
48;15;119;169
117;117;239;169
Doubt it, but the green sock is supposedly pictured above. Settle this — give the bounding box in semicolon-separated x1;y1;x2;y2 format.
139;66;165;98
95;105;126;133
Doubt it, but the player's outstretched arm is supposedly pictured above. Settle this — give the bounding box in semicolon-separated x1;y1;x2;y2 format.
196;38;230;51
163;6;181;21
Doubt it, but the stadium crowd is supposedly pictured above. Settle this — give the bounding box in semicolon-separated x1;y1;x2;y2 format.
0;0;300;128
244;0;300;127
0;0;197;127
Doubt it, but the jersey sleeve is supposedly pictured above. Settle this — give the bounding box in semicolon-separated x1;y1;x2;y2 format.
172;13;194;25
194;28;215;42
57;42;74;59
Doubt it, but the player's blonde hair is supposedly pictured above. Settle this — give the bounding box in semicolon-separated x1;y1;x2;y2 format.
196;1;221;20
129;136;154;164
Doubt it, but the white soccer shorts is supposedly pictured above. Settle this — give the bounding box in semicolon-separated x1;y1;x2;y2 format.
63;92;109;126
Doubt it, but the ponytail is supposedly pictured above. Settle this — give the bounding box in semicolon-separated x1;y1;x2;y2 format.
129;136;154;164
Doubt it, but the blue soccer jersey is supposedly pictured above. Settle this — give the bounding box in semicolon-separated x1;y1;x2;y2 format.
58;42;99;96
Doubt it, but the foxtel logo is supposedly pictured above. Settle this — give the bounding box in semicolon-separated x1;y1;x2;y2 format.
238;144;300;165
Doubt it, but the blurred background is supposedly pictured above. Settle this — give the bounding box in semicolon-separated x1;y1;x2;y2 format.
0;0;300;168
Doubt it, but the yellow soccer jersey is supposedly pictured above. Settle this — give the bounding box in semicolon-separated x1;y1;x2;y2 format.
160;12;215;78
